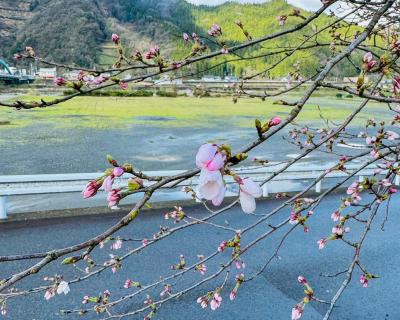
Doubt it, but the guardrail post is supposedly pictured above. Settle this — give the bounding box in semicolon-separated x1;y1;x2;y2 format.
358;175;364;183
262;184;269;197
0;196;7;219
315;180;322;193
395;175;400;186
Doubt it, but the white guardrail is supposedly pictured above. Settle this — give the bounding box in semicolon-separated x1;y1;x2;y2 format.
0;164;398;219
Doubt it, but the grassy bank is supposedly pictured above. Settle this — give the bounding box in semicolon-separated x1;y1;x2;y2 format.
0;95;389;130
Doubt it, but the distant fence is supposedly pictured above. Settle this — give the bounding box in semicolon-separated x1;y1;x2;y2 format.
0;164;398;219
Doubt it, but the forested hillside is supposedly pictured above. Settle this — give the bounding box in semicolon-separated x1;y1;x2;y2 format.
0;0;362;78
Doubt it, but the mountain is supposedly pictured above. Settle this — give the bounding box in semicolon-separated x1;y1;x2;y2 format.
0;0;360;78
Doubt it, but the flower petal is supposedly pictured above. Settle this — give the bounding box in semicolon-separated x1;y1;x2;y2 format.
207;152;226;171
198;169;223;200
212;186;226;206
240;190;256;213
196;144;217;169
241;178;262;198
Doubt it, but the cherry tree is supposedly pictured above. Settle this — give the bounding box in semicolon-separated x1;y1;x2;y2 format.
1;0;400;319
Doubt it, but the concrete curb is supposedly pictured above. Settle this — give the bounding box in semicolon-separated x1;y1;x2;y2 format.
0;187;347;224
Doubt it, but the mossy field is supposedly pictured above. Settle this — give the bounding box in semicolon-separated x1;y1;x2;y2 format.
0;94;391;131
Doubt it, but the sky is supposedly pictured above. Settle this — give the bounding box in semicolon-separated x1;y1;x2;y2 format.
185;0;323;10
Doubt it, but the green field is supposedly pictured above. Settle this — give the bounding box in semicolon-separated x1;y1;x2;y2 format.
0;94;391;131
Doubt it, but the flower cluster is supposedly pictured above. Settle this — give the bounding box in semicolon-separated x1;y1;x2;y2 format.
291;276;314;320
43;276;70;301
124;279;141;289
197;289;222;311
164;206;185;222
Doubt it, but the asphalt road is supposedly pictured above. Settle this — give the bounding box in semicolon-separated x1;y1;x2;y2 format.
0;194;399;320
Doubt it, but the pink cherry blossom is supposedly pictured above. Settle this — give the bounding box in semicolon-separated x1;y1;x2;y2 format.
393;75;400;95
111;33;120;44
269;116;282;126
218;240;227;252
297;276;307;285
386;130;399;140
360;274;369;287
198;169;225;202
291;304;304;320
196;296;208;309
119;82;128;90
44;288;56;300
82;180;101;198
54;77;66;86
107;189;121;208
362;52;376;71
82;295;90;304
196;143;226;171
111;239;123;250
239;178;262;213
183;33;190;41
210;293;222;310
317;238;327;249
331;211;341;222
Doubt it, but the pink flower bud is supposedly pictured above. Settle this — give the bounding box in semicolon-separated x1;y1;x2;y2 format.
111;33;120;44
269;117;282;126
54;77;67;86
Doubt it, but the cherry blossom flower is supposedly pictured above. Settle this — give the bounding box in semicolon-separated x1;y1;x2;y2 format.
196;263;207;276
54;77;66;86
317;238;327;249
160;284;172;297
269;116;282;126
360;274;369;287
144;46;160;60
394;75;400;95
238;178;262;213
297;276;307;285
82;180;101;198
111;33;120;44
370;149;379;159
44;288;56;300
103;167;124;192
1;304;6;316
218;240;227;252
235;259;245;269
210;292;222;310
119;82;128;90
198;169;225;202
183;33;190;41
362;52;376;71
111;239;123;250
107;189;122;208
291;304;304;320
57;281;70;295
331;211;341;222
208;24;222;37
388;186;397;194
196;143;226;171
82;295;90;304
386;130;399;140
196;296;209;309
142;238;148;246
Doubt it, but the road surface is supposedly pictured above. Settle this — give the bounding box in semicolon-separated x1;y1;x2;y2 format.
0;195;399;319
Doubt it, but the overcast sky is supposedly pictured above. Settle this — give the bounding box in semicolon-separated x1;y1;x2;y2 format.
186;0;323;10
